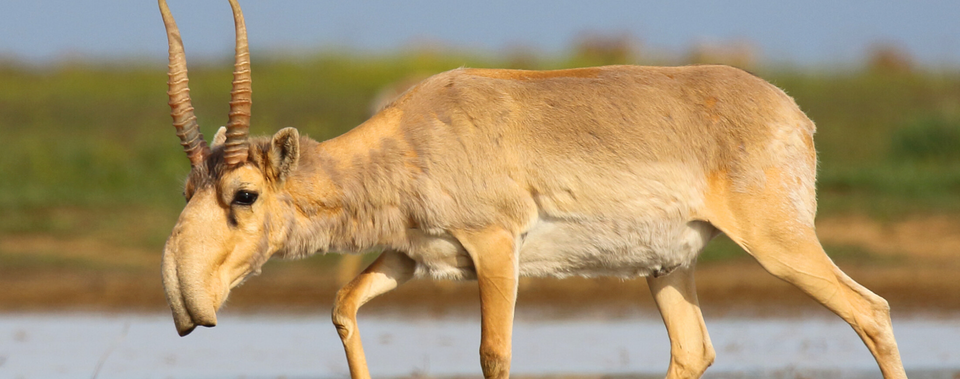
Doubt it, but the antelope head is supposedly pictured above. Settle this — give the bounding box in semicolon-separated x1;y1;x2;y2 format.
159;0;305;336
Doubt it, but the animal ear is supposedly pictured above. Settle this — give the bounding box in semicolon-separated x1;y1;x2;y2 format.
268;127;300;183
211;126;228;148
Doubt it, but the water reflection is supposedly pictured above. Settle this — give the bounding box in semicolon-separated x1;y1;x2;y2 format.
0;312;957;378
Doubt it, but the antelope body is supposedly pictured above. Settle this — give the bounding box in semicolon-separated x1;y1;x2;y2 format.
158;1;907;378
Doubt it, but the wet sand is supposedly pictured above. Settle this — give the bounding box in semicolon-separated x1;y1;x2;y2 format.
2;260;958;319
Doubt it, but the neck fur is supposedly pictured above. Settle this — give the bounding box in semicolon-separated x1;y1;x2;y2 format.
281;115;419;257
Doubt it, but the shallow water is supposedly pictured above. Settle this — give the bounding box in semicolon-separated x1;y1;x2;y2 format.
0;312;958;379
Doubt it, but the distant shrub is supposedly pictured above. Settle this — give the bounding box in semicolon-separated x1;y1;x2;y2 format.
686;40;756;70
889;116;960;163
570;32;638;66
865;43;914;74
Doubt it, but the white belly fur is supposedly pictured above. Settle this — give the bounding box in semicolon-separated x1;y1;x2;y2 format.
406;217;718;280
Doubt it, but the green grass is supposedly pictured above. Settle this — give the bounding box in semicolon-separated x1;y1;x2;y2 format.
890;115;960;163
698;235;748;264
2;53;960;260
698;234;904;267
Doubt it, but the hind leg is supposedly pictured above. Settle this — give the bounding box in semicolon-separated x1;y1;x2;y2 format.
706;171;906;378
736;227;905;378
647;265;715;379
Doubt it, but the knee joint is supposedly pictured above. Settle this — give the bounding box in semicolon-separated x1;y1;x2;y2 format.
670;343;714;377
704;343;716;367
331;306;357;340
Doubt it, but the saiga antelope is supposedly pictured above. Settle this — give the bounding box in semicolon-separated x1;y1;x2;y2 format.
157;1;907;378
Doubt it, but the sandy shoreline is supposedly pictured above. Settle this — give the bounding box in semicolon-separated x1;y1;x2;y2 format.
2;261;957;318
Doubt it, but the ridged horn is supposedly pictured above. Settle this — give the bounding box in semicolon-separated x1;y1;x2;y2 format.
159;0;209;167
224;0;252;166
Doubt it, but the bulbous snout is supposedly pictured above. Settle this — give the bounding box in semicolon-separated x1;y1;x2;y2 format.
161;227;220;337
160;186;270;336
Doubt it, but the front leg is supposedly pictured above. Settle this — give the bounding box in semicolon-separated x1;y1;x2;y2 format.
647;264;715;379
332;250;416;379
453;227;519;379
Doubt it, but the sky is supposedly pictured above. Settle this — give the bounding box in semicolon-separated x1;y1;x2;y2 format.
0;1;959;68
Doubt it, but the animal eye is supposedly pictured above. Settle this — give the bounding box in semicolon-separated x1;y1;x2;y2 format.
232;190;258;206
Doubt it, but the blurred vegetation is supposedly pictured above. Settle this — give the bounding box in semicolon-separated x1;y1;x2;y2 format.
1;48;959;268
